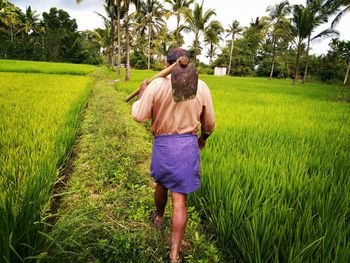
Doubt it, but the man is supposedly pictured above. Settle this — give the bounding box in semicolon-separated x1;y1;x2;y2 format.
131;48;215;262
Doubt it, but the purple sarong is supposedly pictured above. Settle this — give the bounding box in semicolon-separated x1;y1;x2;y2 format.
150;134;200;194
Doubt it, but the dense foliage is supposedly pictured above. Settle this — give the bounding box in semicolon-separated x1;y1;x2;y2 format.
0;2;101;64
1;0;349;83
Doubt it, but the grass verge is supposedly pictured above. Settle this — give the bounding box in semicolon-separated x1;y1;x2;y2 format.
47;68;220;262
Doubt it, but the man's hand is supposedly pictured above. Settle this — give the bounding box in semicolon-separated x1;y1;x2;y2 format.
137;79;148;99
198;136;206;150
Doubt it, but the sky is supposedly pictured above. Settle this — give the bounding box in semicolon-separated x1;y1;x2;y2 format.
12;0;350;63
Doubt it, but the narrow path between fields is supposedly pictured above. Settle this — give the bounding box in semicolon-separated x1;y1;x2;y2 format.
47;68;220;262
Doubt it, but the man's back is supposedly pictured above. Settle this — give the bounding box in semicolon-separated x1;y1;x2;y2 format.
132;76;215;136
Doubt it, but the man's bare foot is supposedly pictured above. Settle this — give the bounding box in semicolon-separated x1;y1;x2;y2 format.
169;252;182;263
154;215;164;228
150;210;164;228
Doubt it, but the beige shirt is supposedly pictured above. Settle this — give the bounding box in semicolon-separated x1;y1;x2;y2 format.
132;76;215;136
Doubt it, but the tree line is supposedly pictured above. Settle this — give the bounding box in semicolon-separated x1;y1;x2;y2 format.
1;0;349;84
0;1;102;64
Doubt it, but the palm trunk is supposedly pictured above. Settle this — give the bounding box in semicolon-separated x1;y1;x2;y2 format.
344;57;350;85
194;32;199;64
293;42;301;86
302;35;311;84
209;44;213;66
176;14;180;47
117;0;121;78
227;34;234;75
111;15;115;67
147;23;151;70
124;0;130;81
10;27;14;43
269;38;276;80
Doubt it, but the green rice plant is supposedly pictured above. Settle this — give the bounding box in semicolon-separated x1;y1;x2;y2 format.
0;72;92;261
188;76;350;262
0;59;96;75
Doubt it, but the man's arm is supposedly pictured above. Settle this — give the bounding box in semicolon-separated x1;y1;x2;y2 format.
198;85;215;150
131;80;153;122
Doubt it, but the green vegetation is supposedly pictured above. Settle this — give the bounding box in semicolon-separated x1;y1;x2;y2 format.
0;71;91;261
0;59;96;75
2;0;350;83
1;59;349;262
189;75;350;262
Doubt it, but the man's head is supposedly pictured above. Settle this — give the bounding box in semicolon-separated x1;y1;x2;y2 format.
167;48;191;65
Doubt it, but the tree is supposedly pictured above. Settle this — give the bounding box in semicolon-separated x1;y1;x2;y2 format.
152;25;176;64
301;0;338;83
18;6;40;34
165;0;194;47
104;0;117;67
284;4;317;85
331;39;350;84
86;28;112;64
116;0;122;77
226;20;243;75
261;0;291;79
96;7;115;66
205;20;223;66
325;0;350;27
1;2;21;43
124;0;130;80
42;7;81;62
133;0;165;70
184;1;216;64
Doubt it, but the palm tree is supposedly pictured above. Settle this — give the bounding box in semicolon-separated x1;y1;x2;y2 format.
302;0;338;83
325;0;350;27
0;0;11;24
152;25;176;63
331;38;350;84
226;20;243;75
86;28;113;64
184;1;216;64
124;0;130;80
96;3;116;67
283;4;318;85
77;0;130;79
19;6;40;34
116;0;122;77
261;0;291;79
165;0;194;47
0;1;21;43
106;0;116;67
133;0;165;70
205;20;223;66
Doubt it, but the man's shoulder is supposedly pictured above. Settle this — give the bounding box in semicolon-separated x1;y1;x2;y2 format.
198;79;210;92
147;77;170;92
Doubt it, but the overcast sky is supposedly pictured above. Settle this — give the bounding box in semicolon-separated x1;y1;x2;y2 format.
12;0;350;63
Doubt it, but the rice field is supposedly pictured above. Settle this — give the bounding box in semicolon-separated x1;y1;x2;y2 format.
0;69;92;261
0;59;96;75
188;76;350;262
116;70;349;261
1;61;349;262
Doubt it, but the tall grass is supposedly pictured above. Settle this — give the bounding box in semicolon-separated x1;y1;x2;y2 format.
189;76;350;262
0;59;96;75
0;72;91;261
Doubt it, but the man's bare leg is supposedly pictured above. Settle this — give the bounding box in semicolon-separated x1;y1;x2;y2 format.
154;183;168;226
170;192;187;261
